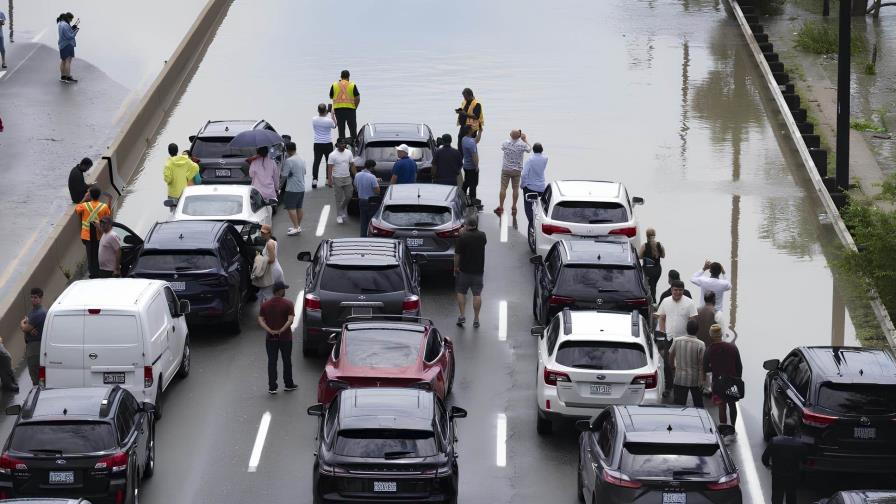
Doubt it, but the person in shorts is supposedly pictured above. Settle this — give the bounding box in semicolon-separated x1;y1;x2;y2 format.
454;215;487;328
496;129;530;217
281;142;306;235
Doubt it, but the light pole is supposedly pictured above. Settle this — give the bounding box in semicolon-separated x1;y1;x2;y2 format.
835;0;852;189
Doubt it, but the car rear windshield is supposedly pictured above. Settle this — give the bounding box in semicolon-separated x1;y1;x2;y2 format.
557;265;642;298
320;265;405;294
191;137;256;159
366;141;429;162
334;429;438;458
555;341;647;370
181;194;244;217
551;201;628;224
10;422;117;454
817;384;896;415
346;329;422;368
136;251;221;272
381;205;452;228
621;442;726;479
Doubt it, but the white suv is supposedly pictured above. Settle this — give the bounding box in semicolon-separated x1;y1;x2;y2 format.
527;180;643;254
533;309;664;435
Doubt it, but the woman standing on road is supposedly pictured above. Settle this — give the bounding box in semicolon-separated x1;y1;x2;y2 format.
56;12;79;83
638;227;665;302
258;225;284;301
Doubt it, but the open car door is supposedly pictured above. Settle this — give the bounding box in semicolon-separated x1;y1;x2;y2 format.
111;221;144;277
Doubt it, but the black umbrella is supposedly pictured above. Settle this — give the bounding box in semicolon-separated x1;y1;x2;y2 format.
228;129;283;149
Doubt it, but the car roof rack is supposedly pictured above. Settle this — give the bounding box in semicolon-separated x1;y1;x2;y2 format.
99;386;121;418
344;314;434;326
562;308;572;335
21;387;42;420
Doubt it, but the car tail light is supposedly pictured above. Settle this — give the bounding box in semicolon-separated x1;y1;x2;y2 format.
88;308;102;315
0;490;8;499
543;368;571;386
95;451;129;472
115;488;125;504
436;224;463;239
144;366;154;389
304;293;321;312
602;468;641;489
327;379;349;391
368;222;394;237
625;298;649;307
707;472;740;490
0;453;27;474
802;409;837;428
38;366;46;387
403;295;421;313
609;226;637;238
632;372;658;389
548;295;575;306
318;459;349;475
545;399;551;410
541;224;571;236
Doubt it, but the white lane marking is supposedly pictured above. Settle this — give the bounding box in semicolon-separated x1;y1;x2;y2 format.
500;212;508;243
291;290;304;331
496;413;507;467
0;71;6;80
31;28;48;43
3;42;42;80
316;204;331;237
498;301;507;341
248;411;272;473
733;406;766;502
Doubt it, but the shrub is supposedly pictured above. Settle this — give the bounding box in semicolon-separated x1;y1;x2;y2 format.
795;20;867;55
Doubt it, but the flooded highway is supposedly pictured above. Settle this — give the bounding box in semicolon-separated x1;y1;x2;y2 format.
5;0;883;502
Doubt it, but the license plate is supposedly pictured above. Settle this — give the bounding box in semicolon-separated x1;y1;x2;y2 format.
352;307;372;317
215;169;231;177
854;427;877;439
663;493;687;504
590;384;612;395
49;471;74;485
373;481;397;492
169;281;185;291
103;372;126;384
406;238;424;247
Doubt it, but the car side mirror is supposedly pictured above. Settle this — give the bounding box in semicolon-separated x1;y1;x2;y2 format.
413;254;428;265
632;196;645;206
531;325;545;337
163;199;177;208
307;404;324;417
189;135;197;143
526;193;540;202
297;251;312;262
529;255;543;265
142;402;156;414
575;419;593;432
449;406;467;419
5;404;21;416
178;299;191;316
327;333;340;345
123;235;141;246
763;359;780;371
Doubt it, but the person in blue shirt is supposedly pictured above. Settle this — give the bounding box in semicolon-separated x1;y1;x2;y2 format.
355;160;381;237
390;144;417;185
520;142;548;232
57;12;79;83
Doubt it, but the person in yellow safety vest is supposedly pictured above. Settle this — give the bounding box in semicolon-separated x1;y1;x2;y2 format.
456;87;484;144
329;69;361;141
74;185;111;248
163;142;199;201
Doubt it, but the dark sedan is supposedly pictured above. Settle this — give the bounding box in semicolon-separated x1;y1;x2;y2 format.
189;119;283;186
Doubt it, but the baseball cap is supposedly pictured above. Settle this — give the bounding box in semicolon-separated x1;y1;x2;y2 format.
272;280;289;292
396;144;410;153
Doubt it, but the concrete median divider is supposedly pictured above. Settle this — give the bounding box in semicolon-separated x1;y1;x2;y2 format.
0;0;232;373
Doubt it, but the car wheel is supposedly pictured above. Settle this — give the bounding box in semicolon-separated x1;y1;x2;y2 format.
143;423;155;479
762;396;775;442
528;225;536;254
302;326;317;358
154;383;163;421
446;359;455;396
576;460;585;503
536;411;552;435
176;337;191;379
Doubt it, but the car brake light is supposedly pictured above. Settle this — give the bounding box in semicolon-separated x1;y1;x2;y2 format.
632;371;658;389
87;308;101;315
304;293;321;312
402;295;420;313
436;224;463;239
802;409;837;428
543;368;571;386
0;453;27;474
548;295;575;306
144;366;154;389
95;451;129;472
625;298;649;307
609;226;637;238
541;224;572;236
368;222;394;237
707;472;740;490
38;366;46;387
602;468;641;489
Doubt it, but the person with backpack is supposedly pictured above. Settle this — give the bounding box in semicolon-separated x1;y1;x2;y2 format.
638;228;665;302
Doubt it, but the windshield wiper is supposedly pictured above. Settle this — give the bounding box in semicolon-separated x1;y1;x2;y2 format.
28;448;63;455
383;450;415;459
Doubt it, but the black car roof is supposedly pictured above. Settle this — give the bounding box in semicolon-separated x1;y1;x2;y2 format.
337;388;434;432
197;119;265;138
617;405;719;445
22;387;117;422
364;123;430;141
325;238;401;266
384;184;456;205
144;220;228;251
801;347;896;384
558;238;635;266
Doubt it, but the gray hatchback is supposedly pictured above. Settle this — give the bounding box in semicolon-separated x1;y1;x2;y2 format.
367;184;472;274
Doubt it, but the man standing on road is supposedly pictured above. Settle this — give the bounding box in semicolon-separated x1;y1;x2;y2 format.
454;215;487;328
460;126;480;202
327;139;355;224
762;419;808;504
330;70;360;141
705;324;742;428
456;88;483;143
311;104;336;189
281;142;306;236
20;287;46;388
432;134;463;186
691;260;732;312
355;160;381;237
695;291;719;349
257;281;296;395
390;145;417;184
163;143;199;203
0;9;8;69
496;129;530;217
657;280;698;339
248;146;280;203
75;185;111;251
68;157;94;203
669;320;705;407
96;216;120;278
521;142;548;231
657;270;692;305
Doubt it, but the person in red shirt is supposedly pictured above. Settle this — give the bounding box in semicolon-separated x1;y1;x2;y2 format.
704;324;743;429
257;281;296;394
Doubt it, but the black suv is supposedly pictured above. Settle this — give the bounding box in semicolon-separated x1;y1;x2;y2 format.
762;346;896;473
0;386;155;504
189;119;284;186
307;388;466;504
530;237;651;325
117;220;253;332
816;491;896;504
576;405;741;504
297;238;425;356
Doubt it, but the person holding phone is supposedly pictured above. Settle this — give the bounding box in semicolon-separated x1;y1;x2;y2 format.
456;88;484;143
56;12;79;83
311;103;336;189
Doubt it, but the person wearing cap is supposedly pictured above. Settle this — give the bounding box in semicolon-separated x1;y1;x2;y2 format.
355;160;381;237
96;216;121;278
327;139;355;224
257;280;296;394
432;134;463;186
390;144;417;185
68;157;94;203
454;214;487;328
704;324;742;428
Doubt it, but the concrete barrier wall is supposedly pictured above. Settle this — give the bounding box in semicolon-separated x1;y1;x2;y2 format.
0;0;231;369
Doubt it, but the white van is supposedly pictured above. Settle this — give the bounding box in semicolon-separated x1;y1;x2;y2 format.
40;278;191;417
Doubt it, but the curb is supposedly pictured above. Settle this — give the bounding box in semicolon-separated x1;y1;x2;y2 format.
727;0;896;348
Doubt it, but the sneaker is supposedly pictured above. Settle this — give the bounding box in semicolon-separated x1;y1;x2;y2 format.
312;179;318;189
287;227;299;236
60;76;69;82
293;226;302;234
66;76;78;83
456;316;465;327
336;216;344;224
473;320;480;328
268;388;278;395
284;384;297;392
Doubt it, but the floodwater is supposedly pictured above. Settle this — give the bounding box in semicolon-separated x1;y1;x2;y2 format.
110;0;871;501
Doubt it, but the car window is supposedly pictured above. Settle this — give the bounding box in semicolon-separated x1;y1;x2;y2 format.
381;205;452;227
334;429;438;458
10;422;117;453
781;354;799;383
250;189;266;212
546;317;561;356
555;341;648;370
424;330;443;363
365;141;428;162
115;400;135;443
192;137;256;159
817;384;896;415
793;358;811;399
320;265;405;294
620;442;727;479
436;400;450;446
163;287;179;317
181;194;244;217
557;266;641;298
597;416;614;459
148;295;170;336
323;401;338;446
346;329;422;368
545;247;561;279
541;185;552;212
135;251;221;272
221;234;241;264
550;201;629;224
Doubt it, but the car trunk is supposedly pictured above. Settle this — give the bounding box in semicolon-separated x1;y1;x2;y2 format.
553;341;650;406
319;292;405;327
132;251;227;311
317;264;409;327
43;313;86;388
192;136;255;183
547;201;634;238
620;442;737;503
82;314;142;389
814;384;896;455
379;204;459;253
9;453;114;497
550;265;649;316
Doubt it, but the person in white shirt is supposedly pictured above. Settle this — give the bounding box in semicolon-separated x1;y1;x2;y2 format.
690;261;732;312
496;129;530;218
327;140;356;224
657;280;698;339
311;104;336;189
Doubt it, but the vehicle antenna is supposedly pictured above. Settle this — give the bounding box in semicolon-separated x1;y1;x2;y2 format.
63;408;67;416
666;424;672;433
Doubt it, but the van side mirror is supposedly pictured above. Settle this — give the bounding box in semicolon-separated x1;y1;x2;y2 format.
5;404;21;416
531;325;545;338
575;419;593;432
163;199;177;208
189;135;197;143
178;299;191;316
449;406;467;419
529;255;543;265
632;196;645;206
297;251;312;262
307;404;324;417
763;359;780;371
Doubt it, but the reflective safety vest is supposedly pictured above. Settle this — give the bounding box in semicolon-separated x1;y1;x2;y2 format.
78;201;109;240
461;98;484;131
332;80;357;109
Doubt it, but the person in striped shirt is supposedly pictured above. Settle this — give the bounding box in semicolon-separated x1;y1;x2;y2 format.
669;319;705;407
